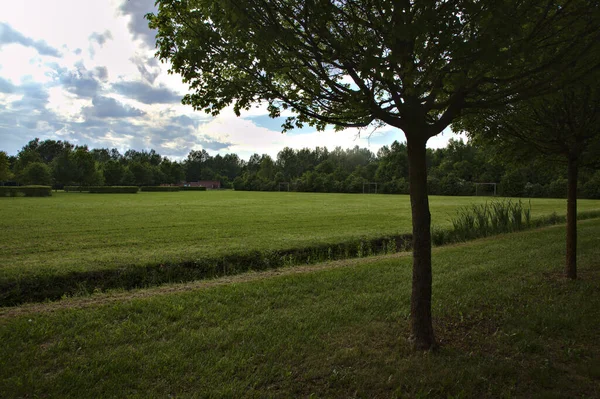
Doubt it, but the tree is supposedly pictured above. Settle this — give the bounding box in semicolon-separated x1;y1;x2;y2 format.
103;160;126;186
457;82;600;279
0;151;13;183
72;146;103;186
148;1;599;350
20;162;52;185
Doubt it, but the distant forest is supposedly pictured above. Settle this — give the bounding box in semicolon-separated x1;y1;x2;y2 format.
1;137;599;198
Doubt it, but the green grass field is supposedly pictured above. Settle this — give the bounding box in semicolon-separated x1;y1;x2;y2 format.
2;219;599;398
2;191;599;283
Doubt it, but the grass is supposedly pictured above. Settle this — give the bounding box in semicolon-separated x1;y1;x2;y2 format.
1;190;598;279
1;191;599;304
1;219;599;398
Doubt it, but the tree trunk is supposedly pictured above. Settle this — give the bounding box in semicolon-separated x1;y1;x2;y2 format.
406;136;436;350
565;155;578;279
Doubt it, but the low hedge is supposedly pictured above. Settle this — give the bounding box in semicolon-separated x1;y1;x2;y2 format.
88;186;139;194
180;186;207;191
64;186;89;192
0;185;52;197
140;186;180;192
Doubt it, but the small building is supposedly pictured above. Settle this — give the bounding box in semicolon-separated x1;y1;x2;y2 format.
182;180;221;189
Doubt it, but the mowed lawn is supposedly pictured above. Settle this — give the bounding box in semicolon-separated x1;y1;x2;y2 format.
1;190;599;281
1;220;599;398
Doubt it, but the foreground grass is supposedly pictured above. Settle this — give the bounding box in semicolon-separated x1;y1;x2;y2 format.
1;220;599;398
1;190;598;283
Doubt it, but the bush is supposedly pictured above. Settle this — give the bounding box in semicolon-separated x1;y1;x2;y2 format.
582;172;600;199
88;186;139;194
180;186;207;191
546;178;567;198
64;186;88;192
500;169;527;197
524;182;547;198
0;185;52;197
140;186;180;192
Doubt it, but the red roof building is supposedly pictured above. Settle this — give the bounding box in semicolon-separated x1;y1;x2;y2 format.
182;180;221;189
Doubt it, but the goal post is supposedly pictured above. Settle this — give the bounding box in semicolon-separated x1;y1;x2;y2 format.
474;182;497;196
362;182;378;194
278;182;290;192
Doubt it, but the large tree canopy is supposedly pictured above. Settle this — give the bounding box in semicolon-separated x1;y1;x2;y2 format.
149;0;598;135
148;0;600;350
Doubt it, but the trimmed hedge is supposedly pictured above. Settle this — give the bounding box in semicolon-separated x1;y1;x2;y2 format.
180;186;207;191
0;185;52;197
140;186;180;192
64;186;89;192
88;186;139;194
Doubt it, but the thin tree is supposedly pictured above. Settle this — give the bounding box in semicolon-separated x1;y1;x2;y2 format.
457;81;600;279
148;1;600;350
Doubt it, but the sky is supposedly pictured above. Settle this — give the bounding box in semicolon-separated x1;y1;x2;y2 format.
0;0;466;161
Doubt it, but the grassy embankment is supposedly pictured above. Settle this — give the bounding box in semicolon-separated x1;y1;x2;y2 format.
1;219;599;398
1;191;599;304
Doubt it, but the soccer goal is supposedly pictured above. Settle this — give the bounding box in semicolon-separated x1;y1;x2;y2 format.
363;182;378;194
474;182;497;196
278;182;290;192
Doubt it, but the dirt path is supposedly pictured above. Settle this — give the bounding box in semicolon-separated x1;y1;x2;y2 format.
0;251;414;319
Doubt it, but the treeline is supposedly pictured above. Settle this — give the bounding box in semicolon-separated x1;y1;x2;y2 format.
1;137;599;198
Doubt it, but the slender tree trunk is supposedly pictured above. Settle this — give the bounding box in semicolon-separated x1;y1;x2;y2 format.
406;136;436;350
566;155;578;279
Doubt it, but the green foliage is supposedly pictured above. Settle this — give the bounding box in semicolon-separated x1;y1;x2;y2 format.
582;171;600;199
140;186;180;192
450;200;531;241
148;1;598;136
101;160;125;186
0;151;13;182
0;186;52;197
179;186;207;191
88;186;139;194
64;186;88;192
4;136;598;198
19;162;52;185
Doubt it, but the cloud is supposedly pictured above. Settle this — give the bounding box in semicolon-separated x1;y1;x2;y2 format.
170;115;195;127
196;137;232;151
88;30;113;59
94;66;109;81
112;80;181;104
50;61;102;98
89;30;113;47
82;95;145;118
119;0;158;48
0;22;61;57
130;54;161;84
0;77;16;93
10;80;50;110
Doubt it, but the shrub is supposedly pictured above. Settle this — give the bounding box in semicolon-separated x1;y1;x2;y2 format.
500;169;527;197
524;182;547;198
582;172;600;199
88;186;139;193
140;186;180;192
0;185;52;197
546;178;568;198
180;186;207;191
64;186;88;192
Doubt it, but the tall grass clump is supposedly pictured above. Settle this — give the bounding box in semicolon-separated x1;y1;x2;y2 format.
451;199;531;242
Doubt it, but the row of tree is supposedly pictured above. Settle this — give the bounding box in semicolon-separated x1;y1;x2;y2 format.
2;137;599;199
